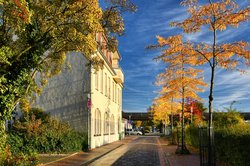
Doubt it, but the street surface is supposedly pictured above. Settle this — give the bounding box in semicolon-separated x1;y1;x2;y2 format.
89;136;165;166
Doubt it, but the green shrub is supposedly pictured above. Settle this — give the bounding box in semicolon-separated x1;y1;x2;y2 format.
10;113;88;154
0;121;7;165
172;127;178;144
185;123;250;166
213;111;244;128
185;125;199;148
3;108;88;165
215;124;250;166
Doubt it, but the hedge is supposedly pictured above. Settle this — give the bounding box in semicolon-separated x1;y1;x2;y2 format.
1;108;88;165
184;124;250;166
214;124;250;166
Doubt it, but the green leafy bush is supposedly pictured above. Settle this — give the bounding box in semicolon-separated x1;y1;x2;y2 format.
215;124;250;166
9;110;87;154
185;125;199;148
0;121;7;165
2;108;88;165
213;111;244;128
185;123;250;166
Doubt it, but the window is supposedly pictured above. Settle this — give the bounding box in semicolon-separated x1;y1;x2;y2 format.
101;70;103;93
118;117;121;133
110;115;115;134
98;110;101;135
104;112;109;135
105;73;107;96
115;84;117;103
108;77;110;99
95;109;101;136
117;88;119;104
112;82;114;102
120;88;122;105
95;71;98;90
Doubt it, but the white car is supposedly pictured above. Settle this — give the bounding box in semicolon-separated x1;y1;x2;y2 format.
126;129;142;135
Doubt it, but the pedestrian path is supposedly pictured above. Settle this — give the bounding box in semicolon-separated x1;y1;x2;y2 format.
39;136;200;166
158;137;200;166
39;136;137;166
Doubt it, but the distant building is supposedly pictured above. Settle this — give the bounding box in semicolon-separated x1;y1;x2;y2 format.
34;33;124;149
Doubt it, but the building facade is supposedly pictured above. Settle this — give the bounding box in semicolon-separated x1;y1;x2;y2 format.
34;33;124;149
34;52;90;132
90;33;124;148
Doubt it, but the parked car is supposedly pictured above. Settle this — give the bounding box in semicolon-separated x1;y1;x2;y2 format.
125;129;142;135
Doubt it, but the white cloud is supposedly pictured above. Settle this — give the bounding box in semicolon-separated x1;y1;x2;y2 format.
120;0;250;113
202;69;250;111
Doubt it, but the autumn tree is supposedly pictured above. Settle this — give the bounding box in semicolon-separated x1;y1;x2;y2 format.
158;0;249;164
134;120;142;128
0;0;103;121
185;98;207;125
152;95;180;137
0;0;136;122
150;34;207;153
152;74;181;132
101;0;136;51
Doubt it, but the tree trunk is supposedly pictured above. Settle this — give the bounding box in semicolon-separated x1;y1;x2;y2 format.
208;14;216;165
208;63;215;166
181;87;185;151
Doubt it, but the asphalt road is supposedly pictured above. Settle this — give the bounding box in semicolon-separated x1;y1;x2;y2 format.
89;136;165;166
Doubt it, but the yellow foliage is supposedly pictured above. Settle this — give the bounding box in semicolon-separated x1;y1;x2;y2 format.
134;121;142;127
151;0;249;123
19;98;30;113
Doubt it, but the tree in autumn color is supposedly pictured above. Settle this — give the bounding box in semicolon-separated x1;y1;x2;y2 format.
0;0;136;122
134;120;142;128
0;0;103;121
185;98;207;125
171;0;250;131
152;95;181;136
162;0;249;164
150;34;207;153
101;0;137;52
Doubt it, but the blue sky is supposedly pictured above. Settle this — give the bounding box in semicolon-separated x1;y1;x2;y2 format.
114;0;250;112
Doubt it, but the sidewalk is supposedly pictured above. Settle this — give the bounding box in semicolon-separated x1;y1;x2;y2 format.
39;136;200;166
158;137;200;166
39;136;137;166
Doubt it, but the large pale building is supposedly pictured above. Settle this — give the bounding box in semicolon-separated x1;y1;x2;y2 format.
34;33;124;149
90;33;124;148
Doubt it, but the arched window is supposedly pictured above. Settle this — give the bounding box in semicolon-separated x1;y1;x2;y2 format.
95;109;101;136
118;117;121;133
110;114;115;134
98;110;101;135
104;112;109;135
95;109;98;135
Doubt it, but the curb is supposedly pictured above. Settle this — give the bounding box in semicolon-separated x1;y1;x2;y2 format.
80;144;124;166
43;152;79;166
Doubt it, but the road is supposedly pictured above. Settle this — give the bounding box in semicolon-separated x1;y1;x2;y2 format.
89;136;165;166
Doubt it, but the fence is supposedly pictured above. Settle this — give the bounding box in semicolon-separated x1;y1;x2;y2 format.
199;127;216;166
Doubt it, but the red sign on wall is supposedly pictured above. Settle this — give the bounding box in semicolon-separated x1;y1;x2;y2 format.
87;98;91;110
